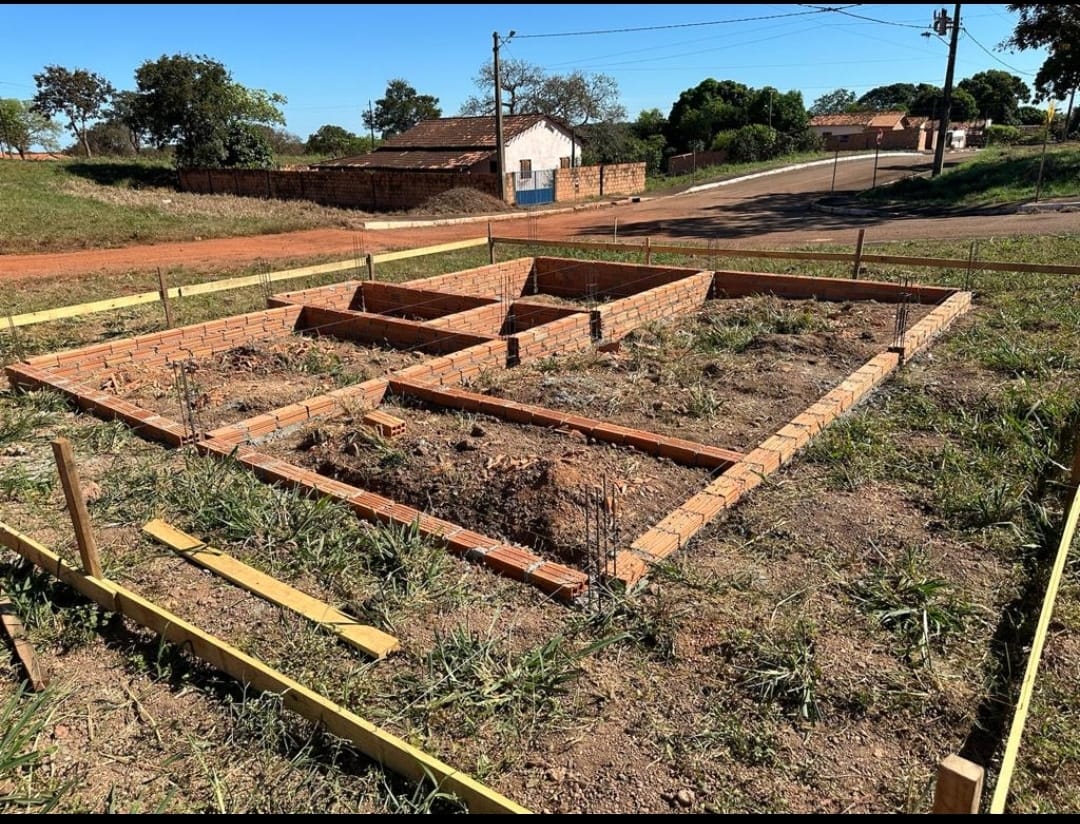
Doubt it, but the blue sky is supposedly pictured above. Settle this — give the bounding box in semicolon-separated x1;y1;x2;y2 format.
0;4;1052;142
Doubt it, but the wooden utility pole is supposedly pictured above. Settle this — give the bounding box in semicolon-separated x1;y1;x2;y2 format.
932;4;962;178
493;31;513;203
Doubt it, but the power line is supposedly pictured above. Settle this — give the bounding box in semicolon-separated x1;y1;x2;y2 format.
512;7;850;39
961;26;1036;77
798;4;929;29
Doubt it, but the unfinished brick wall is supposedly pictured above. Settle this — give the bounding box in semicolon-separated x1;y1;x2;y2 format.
711;269;955;303
358;282;495;319
511;313;595;364
532;257;700;299
296;306;497;356
270;281;363;311
178;167;502;211
407;258;535;299
554;162;646;201
596;271;712;342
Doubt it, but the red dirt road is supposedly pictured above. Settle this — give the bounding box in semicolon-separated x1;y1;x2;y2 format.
2;152;1074;282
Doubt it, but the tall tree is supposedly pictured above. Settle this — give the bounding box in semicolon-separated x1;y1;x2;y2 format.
857;83;918;112
957;70;1031;124
459;58;545;116
748;87;807;134
667;79;752;151
363;79;441;138
533;71;625;129
808;88;857;115
306;124;374;157
132;54;286;168
0;98;61;158
108;90;149;154
909;84;979;122
1005;4;1080;100
31;65;113;158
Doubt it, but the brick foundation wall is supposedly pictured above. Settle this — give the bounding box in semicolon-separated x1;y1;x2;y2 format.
511;313;595;364
406;258;534;299
532;257;701;299
423;303;507;336
178;167;503;212
270;281;362;311
358;282;496;319
711;269;954;303
296;306;497;355
597;271;712;342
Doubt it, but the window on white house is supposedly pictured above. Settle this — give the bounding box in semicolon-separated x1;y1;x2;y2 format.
520;159;532;180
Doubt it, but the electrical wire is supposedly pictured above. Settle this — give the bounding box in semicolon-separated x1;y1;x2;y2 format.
960;26;1036;77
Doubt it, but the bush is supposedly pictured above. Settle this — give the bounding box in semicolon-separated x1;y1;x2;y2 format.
986;125;1023;146
727;124;779;163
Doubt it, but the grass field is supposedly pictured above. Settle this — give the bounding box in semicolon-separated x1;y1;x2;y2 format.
1;228;1078;812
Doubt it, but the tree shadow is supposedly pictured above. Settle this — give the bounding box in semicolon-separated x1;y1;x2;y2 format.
64;162;178;189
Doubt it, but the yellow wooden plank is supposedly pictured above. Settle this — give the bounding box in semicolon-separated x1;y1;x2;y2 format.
989;481;1080;813
142;519;399;660
6;291;162;328
373;236;487;263
0;519;529;814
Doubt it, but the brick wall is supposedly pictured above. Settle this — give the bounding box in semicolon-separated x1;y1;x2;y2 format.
178;167;503;212
270;281;363;311
511;313;595;364
821;129;927;152
711;269;954;304
424;303;506;336
532;257;701;299
406;258;535;299
296;306;497;355
359;282;495;319
553;162;646;202
666;150;729;176
596;271;712;342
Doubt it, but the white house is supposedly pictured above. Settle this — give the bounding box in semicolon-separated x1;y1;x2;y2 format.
313;114;583;179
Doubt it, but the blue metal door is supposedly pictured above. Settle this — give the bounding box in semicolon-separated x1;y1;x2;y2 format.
515;169;555;206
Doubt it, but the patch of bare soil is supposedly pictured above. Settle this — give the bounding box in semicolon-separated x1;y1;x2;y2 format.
262;399;709;567
482;296;932;452
408;187;514;216
93;335;426;431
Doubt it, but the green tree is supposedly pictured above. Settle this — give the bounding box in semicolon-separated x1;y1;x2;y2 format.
0;98;60;158
305;124;373;157
1017;104;1048;125
667;79;752;150
631;108;668;140
857;83;918;112
534;71;625;129
108;90;148;154
132;54;286;168
222;122;273;168
909;85;979;122
957;70;1031;124
31;65;114;158
82;119;137;156
1005;4;1080;100
363;79;441;138
749;87;807;134
808;88;857;116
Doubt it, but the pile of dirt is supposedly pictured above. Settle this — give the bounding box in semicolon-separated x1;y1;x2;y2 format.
409;187;514;216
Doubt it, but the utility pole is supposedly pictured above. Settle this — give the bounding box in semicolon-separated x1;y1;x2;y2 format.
368;100;375;149
493;30;515;203
931;4;961;178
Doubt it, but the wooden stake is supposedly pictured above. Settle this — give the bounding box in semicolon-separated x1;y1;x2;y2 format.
487;221;495;264
157;267;174;328
0;594;48;691
644;236;652;265
365;252;375;282
852;228;866;279
50;438;103;579
933;754;984;813
1071;427;1080;490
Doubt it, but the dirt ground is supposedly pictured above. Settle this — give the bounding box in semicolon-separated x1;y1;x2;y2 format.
3;152;1077;281
94;335;425;432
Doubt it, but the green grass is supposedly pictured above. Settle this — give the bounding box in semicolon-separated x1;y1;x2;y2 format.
0;157;367;254
859;145;1080;207
0;684;68;811
646;150;855;193
739;621;821;723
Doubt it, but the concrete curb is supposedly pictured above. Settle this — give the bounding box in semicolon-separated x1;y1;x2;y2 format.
359;195;640;231
678;152;922;195
1017;200;1080;214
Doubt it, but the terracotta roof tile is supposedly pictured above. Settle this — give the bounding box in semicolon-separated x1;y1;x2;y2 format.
379;114;568;150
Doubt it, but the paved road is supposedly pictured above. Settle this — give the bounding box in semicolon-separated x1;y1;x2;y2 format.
2;152;1074;281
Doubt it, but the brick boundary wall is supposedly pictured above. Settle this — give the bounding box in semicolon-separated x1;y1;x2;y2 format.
178;167;502;212
666;150;729;177
553;163;646;202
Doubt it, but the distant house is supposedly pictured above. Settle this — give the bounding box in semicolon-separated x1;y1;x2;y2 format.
808;111;932;151
313;114;583;176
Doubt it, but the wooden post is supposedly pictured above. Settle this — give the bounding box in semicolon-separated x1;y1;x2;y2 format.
852;228;866;279
644;236;652;265
0;594;48;691
365;253;375;282
157;267;174;328
613;217;618;243
50;438;103;579
933;754;984;813
487;221;495;264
